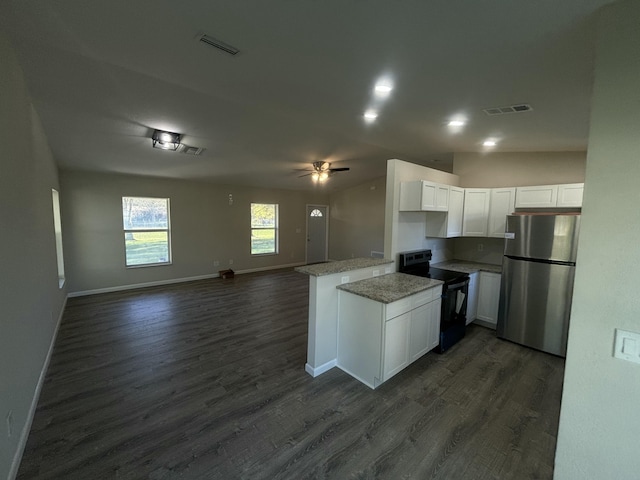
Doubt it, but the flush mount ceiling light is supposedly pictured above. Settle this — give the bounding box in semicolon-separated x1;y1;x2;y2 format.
448;120;466;127
152;130;181;151
483;139;498;147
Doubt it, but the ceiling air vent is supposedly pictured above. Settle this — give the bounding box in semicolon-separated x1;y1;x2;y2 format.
483;104;533;116
197;33;239;56
180;146;204;156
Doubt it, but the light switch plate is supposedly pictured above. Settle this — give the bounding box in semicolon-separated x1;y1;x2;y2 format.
614;328;640;364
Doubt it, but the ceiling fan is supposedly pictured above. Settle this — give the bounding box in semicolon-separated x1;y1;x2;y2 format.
299;161;350;182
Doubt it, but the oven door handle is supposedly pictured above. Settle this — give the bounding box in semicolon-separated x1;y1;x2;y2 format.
446;280;469;290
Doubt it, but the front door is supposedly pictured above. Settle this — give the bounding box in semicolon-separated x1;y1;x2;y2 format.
306;205;328;264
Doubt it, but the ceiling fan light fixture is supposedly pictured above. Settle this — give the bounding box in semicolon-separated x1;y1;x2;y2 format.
152;129;181;151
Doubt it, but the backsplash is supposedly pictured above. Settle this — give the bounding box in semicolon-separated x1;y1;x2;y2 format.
425;238;454;263
451;237;504;265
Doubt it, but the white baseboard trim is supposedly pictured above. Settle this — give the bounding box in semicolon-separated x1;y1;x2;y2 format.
9;296;67;480
305;359;336;377
234;262;305;275
68;273;218;297
68;262;307;297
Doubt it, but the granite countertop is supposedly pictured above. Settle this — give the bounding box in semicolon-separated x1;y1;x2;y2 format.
432;260;502;274
337;273;443;304
295;257;393;277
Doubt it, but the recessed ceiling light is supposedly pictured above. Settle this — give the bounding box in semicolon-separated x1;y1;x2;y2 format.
364;110;378;122
448;120;466;127
374;83;393;97
483;139;497;147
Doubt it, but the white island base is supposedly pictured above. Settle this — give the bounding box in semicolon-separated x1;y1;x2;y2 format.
336;274;442;389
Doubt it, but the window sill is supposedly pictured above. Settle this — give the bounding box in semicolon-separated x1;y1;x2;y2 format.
126;262;173;269
251;253;279;257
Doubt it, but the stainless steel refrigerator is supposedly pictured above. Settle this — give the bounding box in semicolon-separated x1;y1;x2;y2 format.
497;214;580;357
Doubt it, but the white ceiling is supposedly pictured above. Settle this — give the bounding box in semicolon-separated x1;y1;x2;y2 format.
2;0;614;191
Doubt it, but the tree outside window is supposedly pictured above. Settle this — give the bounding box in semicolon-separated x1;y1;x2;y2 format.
122;197;171;266
251;203;278;255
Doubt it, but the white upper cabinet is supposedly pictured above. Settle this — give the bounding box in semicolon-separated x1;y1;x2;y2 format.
400;180;450;212
462;188;491;237
515;183;583;208
515;185;558;208
556;183;584;207
425;186;464;238
487;188;516;238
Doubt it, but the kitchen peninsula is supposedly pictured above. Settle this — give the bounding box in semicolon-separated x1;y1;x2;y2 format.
336;273;443;388
296;258;393;377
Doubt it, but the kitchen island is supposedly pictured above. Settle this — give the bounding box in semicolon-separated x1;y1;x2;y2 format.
336;273;443;388
295;258;394;377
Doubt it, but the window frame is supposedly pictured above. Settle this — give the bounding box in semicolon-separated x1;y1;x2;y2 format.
51;189;65;288
250;203;279;256
122;196;172;268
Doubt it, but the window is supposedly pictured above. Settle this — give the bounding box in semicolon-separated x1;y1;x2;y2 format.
251;203;278;255
122;197;171;267
309;208;323;217
51;189;65;288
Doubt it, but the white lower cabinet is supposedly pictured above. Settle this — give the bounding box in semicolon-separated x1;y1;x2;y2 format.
409;298;441;361
383;312;411;379
476;272;501;329
466;272;479;325
337;286;442;388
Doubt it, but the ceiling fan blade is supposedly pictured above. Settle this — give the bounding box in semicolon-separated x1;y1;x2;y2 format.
329;167;350;172
298;172;313;177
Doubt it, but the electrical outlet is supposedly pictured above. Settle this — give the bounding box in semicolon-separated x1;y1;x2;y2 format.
213;260;220;267
477;243;484;252
229;259;234;265
373;269;380;277
6;411;13;438
341;276;350;284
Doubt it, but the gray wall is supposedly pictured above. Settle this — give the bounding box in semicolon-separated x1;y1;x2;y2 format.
60;171;329;294
0;34;67;479
555;1;640;478
453;151;586;188
329;176;386;260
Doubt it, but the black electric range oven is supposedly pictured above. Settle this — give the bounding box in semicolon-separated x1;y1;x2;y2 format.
398;250;469;353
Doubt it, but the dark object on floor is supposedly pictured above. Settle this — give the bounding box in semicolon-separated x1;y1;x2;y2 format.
219;268;234;279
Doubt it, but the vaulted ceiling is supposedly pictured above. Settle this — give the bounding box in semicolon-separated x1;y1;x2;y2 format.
2;0;614;190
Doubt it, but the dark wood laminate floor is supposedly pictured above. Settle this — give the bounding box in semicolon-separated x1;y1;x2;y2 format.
18;269;564;480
